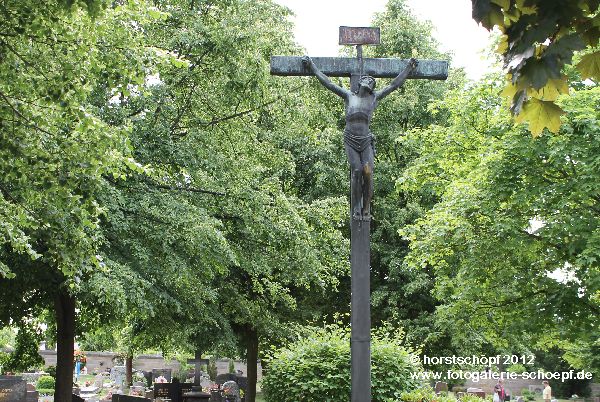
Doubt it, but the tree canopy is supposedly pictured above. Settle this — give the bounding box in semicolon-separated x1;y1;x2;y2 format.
401;77;599;359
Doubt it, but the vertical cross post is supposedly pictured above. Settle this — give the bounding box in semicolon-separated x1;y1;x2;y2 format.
339;26;380;402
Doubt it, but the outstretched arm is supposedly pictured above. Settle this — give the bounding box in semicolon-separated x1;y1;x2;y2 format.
375;58;418;101
302;56;350;99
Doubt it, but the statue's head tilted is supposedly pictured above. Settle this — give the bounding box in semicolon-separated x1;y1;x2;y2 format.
358;75;376;93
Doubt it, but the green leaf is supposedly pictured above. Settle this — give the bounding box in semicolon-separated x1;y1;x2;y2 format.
528;77;569;101
514;98;564;136
520;58;560;89
147;7;169;21
577;51;600;80
472;0;505;30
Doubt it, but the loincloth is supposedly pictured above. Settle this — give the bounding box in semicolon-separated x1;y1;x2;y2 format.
344;128;375;153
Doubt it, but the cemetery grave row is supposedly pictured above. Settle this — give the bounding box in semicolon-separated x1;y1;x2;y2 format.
0;366;248;402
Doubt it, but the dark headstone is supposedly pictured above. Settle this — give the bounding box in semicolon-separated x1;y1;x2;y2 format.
152;368;172;383
214;374;236;386
153;382;193;402
0;376;27;402
209;389;222;402
182;386;210;402
112;395;151;402
72;394;85;402
25;391;38;402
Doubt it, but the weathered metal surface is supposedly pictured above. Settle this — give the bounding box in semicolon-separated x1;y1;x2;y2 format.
339;26;380;45
270;56;448;80
350;218;371;402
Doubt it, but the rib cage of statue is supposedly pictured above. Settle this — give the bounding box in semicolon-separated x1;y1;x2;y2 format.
301;56;418;220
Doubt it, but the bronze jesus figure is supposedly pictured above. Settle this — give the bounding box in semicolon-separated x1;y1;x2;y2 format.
302;56;418;220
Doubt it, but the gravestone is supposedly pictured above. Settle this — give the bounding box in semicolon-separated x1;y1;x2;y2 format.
111;366;126;388
152;368;172;383
112;395;151;402
515;397;524;402
529;385;543;394
182;386;210;402
221;381;240;402
153;382;193;402
153;383;171;400
467;387;486;398
73;394;85;402
80;386;99;398
435;381;449;394
25;389;37;402
24;384;37;402
0;375;26;402
209;389;222;402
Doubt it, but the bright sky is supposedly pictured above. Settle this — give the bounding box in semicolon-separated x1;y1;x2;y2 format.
272;0;496;80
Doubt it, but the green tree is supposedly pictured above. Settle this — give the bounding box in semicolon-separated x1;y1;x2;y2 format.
0;0;158;398
401;78;599;352
93;1;349;400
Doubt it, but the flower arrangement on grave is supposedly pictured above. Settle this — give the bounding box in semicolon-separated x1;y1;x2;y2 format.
74;350;87;367
155;375;168;383
130;388;143;396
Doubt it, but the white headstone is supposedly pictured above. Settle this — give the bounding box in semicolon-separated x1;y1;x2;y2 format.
111;366;126;387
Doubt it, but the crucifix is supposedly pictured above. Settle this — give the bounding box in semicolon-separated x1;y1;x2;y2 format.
271;26;447;402
187;351;210;386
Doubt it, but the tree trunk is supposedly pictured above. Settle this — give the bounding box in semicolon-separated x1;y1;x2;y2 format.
126;354;133;386
55;289;75;402
245;328;258;402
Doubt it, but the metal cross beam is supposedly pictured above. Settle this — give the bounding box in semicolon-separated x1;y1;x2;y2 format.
187;352;209;386
270;56;448;80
